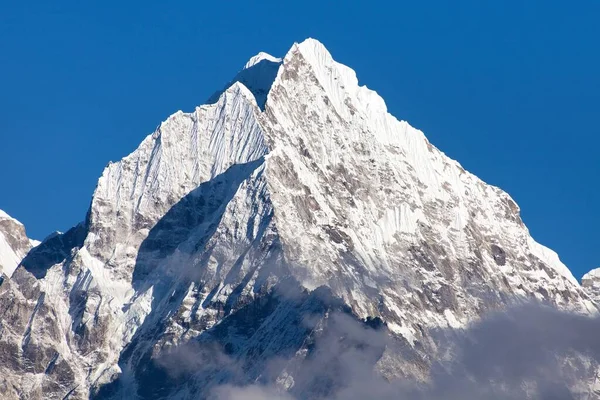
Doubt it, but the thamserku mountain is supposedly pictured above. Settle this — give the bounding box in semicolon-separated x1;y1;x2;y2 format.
1;39;599;399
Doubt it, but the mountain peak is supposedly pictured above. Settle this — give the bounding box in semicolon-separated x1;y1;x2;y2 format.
208;50;282;110
0;38;597;399
243;51;281;70
281;38;388;123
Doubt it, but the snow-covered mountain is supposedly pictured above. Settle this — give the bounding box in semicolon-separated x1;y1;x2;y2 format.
583;268;600;304
0;39;598;399
0;210;37;277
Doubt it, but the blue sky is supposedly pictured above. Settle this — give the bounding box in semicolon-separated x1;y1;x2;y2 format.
1;1;598;278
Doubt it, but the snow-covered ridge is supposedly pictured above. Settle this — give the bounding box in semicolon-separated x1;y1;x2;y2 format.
293;38;387;117
244;51;282;69
583;268;600;281
0;209;21;225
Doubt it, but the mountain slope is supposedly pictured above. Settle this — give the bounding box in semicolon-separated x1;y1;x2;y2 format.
0;210;36;277
0;39;597;399
583;268;600;304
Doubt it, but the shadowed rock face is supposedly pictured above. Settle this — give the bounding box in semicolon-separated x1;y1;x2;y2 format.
207;55;282;111
0;39;598;400
132;158;266;288
20;221;88;279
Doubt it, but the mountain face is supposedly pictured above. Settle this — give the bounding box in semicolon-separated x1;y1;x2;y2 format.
0;39;598;399
583;269;600;304
0;210;36;277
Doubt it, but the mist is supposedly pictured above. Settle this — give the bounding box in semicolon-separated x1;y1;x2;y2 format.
202;303;600;400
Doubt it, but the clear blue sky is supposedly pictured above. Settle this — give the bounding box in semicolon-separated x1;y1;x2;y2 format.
1;1;598;278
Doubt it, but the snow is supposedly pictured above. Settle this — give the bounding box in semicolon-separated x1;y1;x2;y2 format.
387;321;417;345
244;51;282;69
444;309;462;329
583;268;600;281
527;236;578;285
0;231;22;276
297;38;387;116
374;205;423;243
0;209;21;225
41;231;61;242
0;209;32;276
582;268;600;305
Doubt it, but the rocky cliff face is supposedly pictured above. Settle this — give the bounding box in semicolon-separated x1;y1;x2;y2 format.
0;39;598;399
